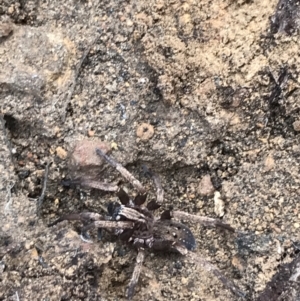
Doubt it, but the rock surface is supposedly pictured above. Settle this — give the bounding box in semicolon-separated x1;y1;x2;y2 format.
1;0;300;300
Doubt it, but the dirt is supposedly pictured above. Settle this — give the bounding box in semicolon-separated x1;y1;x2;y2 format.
1;0;300;300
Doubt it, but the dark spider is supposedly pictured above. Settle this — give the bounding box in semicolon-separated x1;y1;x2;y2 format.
49;148;245;299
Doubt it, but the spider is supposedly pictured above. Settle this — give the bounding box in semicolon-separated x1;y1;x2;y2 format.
49;148;245;299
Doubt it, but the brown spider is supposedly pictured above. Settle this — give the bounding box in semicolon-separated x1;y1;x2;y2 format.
49;148;245;299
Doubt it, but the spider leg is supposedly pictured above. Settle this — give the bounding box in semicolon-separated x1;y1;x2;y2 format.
186;251;245;298
79;179;119;192
48;212;103;227
82;220;135;232
96;148;146;195
151;171;164;205
81;220;135;242
62;178;119;192
142;165;164;205
50;213;134;242
125;248;145;300
49;212;106;242
172;210;235;232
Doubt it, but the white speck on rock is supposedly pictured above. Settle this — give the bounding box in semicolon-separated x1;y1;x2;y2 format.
214;191;225;217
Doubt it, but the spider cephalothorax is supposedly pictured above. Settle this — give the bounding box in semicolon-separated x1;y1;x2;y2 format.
49;148;245;299
108;189;196;252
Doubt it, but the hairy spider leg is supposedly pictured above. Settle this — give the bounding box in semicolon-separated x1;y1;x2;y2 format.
141;165;164;206
48;212;103;227
81;220;134;232
172;210;235;232
49;211;134;242
126;248;145;300
62;178;119;192
150;171;164;205
78;179;119;191
96;148;146;195
144;168;234;232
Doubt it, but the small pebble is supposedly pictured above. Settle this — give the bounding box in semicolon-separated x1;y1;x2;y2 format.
126;19;133;26
111;142;118;150
293;120;300;131
56;146;67;160
25;241;34;250
18;160;25;166
0;262;5;273
0;22;13;38
197;175;215;196
136;123;154;141
294;222;300;229
179;13;191;26
214;191;225;217
87;130;95;137
181;277;188;285
31;247;39;260
264;154;275;171
8;5;14;14
54;126;60;134
231;255;246;272
196;200;204;208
